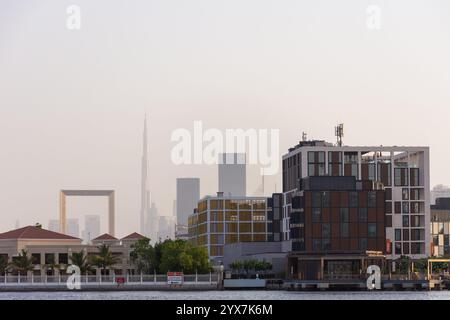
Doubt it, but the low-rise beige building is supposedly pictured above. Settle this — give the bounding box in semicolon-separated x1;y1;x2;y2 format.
0;226;146;277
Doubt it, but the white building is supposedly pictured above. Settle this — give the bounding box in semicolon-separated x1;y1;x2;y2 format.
431;185;450;205
282;141;430;259
218;153;246;197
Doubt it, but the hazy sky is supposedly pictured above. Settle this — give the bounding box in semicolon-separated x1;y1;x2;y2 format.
1;0;450;235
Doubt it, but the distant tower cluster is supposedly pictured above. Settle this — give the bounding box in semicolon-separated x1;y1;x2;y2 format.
141;115;151;236
176;178;200;235
82;214;100;243
140;115;163;242
218;153;246;197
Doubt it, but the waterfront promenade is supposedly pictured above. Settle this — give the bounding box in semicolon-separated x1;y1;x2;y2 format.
0;274;220;292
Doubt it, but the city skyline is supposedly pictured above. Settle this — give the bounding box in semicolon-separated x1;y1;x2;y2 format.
1;0;450;237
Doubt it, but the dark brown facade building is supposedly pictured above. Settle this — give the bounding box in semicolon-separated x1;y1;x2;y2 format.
288;176;386;280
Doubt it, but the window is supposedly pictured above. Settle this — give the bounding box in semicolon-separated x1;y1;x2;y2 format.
368;223;377;237
349;192;358;208
322;223;331;238
58;253;68;265
312;192;321;208
410;202;423;214
359;238;368;251
410;168;419;186
433;235;439;246
403;243;410;255
31;253;41;265
402;202;409;214
344;153;358;177
411;243;424;254
385;188;392;201
308;152;325;176
340;208;349;222
328;151;343;176
312;208;321;223
395;229;402;241
322;239;331;251
395;242;402;255
340;223;349;237
313;239;321;251
358;208;368;222
385;202;392;214
45;253;55;265
402;215;409;227
395;168;408;186
403;229;410;241
411;215;423;227
378;162;392;186
410;189;421;200
322;192;330;208
368;192;377;208
402;189;409;200
411;229;424;241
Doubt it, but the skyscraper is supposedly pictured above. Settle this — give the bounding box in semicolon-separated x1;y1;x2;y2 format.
82;214;100;243
145;202;159;242
140;115;151;235
176;178;200;228
218;153;246;197
66;219;79;238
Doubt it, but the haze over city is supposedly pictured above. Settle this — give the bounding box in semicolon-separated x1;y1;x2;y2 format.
1;0;450;236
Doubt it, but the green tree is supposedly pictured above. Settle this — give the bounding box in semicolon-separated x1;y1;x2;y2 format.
70;250;94;274
189;245;211;274
395;256;411;274
0;255;8;275
9;249;34;275
158;239;211;274
91;244;120;275
159;239;187;273
130;237;156;274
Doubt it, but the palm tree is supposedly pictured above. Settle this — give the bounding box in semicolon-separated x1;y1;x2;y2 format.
70;250;94;275
91;245;121;275
9;249;34;275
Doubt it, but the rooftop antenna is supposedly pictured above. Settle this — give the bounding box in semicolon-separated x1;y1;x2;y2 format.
335;123;344;147
302;132;308;141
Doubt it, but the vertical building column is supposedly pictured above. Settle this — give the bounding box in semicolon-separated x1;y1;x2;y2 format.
60;191;66;234
423;149;431;257
358;151;362;180
108;191;115;237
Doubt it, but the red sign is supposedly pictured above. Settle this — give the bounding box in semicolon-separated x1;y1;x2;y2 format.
167;272;183;277
167;272;184;285
386;239;392;254
116;277;125;284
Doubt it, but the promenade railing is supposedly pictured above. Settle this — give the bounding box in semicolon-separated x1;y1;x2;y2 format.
0;273;219;286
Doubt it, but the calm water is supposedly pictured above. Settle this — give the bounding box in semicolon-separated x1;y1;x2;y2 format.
1;291;450;300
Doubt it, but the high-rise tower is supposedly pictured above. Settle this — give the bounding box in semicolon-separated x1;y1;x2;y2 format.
140;115;151;235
